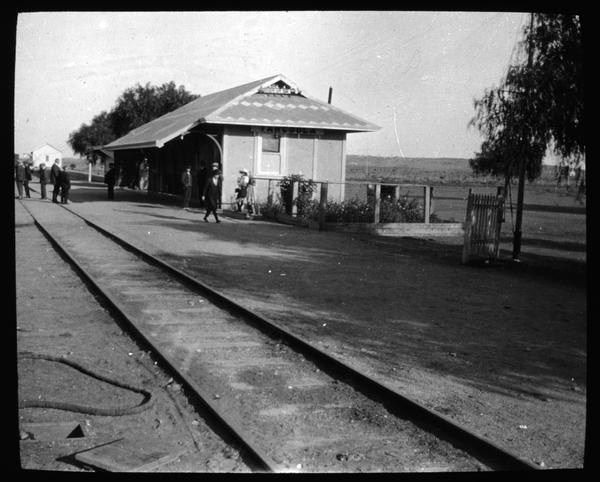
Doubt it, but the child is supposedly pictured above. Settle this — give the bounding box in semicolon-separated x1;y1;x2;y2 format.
236;168;250;211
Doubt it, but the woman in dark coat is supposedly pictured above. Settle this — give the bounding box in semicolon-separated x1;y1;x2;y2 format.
202;169;221;223
59;165;71;204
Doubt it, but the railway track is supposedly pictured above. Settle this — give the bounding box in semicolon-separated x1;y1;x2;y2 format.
18;200;539;473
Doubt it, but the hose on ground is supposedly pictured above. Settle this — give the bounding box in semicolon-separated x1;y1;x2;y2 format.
18;352;154;416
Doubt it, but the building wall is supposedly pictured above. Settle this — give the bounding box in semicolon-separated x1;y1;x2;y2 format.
286;135;314;178
115;126;347;207
222;126;256;207
32;145;62;168
223;126;347;208
316;132;346;200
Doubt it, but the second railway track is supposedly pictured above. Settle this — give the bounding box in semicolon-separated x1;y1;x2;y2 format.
20;201;539;473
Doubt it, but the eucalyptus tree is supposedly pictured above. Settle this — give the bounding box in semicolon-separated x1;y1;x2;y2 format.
469;13;584;185
68;82;199;158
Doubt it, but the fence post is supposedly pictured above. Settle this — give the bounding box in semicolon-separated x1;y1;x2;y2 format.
424;185;431;224
291;181;299;217
461;189;473;264
494;186;505;258
319;182;328;231
374;183;381;223
394;184;400;201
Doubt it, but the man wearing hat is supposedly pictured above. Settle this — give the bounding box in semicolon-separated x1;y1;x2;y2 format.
210;162;223;209
38;163;48;199
50;159;62;203
14;159;26;199
202;167;222;223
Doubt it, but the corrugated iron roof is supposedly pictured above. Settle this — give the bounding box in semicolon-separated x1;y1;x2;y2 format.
104;74;379;151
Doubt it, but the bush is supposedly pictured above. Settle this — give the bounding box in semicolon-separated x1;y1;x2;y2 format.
279;174;316;215
300;193;426;223
380;195;424;222
257;201;284;220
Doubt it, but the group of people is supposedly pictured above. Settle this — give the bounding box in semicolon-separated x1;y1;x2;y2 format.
180;164;255;222
234;168;256;217
16;155;260;218
15;158;71;204
181;162;222;222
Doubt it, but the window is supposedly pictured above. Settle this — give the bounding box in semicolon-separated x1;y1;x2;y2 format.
262;133;280;153
258;132;283;175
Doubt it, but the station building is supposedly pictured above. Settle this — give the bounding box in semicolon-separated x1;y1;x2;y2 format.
103;74;379;207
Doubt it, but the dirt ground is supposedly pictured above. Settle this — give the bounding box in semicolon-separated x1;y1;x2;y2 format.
14;182;587;472
15;200;251;472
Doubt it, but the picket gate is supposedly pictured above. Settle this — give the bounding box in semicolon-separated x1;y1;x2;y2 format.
462;187;505;264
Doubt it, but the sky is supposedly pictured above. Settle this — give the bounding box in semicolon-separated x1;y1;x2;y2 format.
14;11;529;159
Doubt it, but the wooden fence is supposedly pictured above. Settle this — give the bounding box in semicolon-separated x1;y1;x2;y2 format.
259;177;434;229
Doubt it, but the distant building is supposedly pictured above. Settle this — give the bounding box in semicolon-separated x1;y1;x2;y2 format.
31;144;62;168
104;74;379;206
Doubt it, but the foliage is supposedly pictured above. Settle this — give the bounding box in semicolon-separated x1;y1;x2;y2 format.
257;201;284;220
68;81;198;159
380;195;424;223
469;14;583;183
279;174;317;215
300;195;425;223
109;81;199;138
68;111;114;161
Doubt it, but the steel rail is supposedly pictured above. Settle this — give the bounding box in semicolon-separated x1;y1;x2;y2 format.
26;201;539;471
18;201;276;472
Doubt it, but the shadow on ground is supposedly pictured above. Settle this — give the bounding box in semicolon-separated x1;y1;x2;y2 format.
63;184;587;405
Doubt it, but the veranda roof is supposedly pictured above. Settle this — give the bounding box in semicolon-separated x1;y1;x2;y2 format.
104;74;379;150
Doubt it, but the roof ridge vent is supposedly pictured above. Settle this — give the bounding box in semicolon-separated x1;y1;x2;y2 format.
258;80;300;95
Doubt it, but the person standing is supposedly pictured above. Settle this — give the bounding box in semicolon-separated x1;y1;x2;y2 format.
50;159;61;203
139;159;149;190
14;159;26;199
245;175;256;218
38;163;48;199
59;165;71;204
104;163;116;200
212;162;223;209
181;166;193;210
202;169;221;223
235;168;250;211
23;162;33;198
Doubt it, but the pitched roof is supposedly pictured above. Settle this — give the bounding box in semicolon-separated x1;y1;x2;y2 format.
104;74;379;150
33;143;62;153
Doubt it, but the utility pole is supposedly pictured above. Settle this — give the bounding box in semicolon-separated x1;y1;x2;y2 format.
512;12;535;261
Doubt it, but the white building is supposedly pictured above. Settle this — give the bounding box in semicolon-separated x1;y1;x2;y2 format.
31;144;62;168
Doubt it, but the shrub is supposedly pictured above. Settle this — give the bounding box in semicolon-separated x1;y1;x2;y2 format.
279;174;316;215
300;193;426;223
257;201;284;220
380;195;424;222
